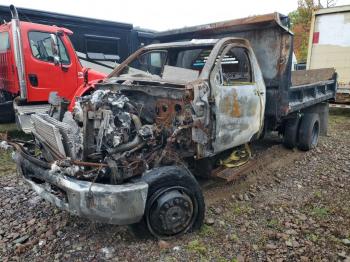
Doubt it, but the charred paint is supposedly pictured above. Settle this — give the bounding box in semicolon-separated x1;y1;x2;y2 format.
221;92;241;118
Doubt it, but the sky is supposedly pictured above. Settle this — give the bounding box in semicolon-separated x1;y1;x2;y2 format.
2;0;350;31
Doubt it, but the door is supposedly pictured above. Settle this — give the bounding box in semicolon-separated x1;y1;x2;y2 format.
24;31;77;102
210;44;265;153
0;28;18;95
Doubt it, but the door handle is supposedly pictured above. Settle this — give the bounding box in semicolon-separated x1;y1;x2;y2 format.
61;65;69;72
28;74;38;87
255;89;264;95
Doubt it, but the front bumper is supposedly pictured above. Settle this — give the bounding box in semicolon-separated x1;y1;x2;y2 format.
14;152;148;225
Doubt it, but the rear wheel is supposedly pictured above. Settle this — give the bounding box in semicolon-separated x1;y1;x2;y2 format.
298;113;320;151
283;117;300;149
130;166;205;239
0;91;15;123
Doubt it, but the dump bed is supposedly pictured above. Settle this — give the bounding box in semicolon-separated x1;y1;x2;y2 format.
156;13;337;123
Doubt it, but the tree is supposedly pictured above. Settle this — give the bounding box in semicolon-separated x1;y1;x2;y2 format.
289;0;338;62
289;0;319;62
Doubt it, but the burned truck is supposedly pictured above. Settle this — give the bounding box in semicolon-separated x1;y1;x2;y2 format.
11;13;337;238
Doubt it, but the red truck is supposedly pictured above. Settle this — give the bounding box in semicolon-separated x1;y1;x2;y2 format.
0;5;106;131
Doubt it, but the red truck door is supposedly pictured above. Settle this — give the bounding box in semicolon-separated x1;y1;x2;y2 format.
22;26;78;102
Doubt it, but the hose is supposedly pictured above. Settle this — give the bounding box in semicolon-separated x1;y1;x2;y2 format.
109;114;143;153
131;114;142;131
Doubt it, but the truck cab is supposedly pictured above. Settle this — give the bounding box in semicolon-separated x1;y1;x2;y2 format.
0;6;106;130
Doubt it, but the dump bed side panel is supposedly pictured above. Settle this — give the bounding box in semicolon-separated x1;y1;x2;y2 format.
288;68;337;113
291;68;335;86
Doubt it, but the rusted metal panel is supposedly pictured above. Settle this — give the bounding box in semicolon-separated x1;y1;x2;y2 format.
157;13;289;38
156;13;294;122
209;42;265;153
15;152;148;225
291;68;336;86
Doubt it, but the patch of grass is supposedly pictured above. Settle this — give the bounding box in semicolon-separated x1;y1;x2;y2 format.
0;123;17;133
217;257;230;262
267;218;280;229
163;257;178;262
199;224;215;237
0;123;32;141
330;108;350;117
327;234;342;245
307;233;319;242
231;203;254;216
311;206;329;219
329;114;350;130
228;233;239;242
258;233;269;246
314;191;322;198
0;149;16;175
187;240;207;255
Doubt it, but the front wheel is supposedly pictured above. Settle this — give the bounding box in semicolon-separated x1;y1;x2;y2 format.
130;166;205;239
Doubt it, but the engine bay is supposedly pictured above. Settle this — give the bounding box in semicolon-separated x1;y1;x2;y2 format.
30;86;196;184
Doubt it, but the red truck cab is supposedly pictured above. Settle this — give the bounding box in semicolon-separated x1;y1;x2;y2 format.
0;6;106;129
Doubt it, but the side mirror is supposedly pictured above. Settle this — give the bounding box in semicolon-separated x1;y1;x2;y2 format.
50;33;60;66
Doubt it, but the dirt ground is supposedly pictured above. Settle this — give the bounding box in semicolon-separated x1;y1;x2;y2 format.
0;111;349;262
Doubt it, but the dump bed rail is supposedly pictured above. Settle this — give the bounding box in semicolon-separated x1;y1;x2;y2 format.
288;68;337;113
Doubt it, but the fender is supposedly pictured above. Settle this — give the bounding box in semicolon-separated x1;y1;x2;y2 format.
68;69;106;111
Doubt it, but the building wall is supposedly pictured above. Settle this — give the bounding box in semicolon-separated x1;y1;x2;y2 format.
308;10;350;88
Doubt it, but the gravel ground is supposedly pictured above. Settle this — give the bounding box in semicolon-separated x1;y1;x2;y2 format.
0;112;349;262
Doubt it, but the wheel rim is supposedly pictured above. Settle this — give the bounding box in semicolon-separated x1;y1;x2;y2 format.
311;121;320;147
146;186;198;238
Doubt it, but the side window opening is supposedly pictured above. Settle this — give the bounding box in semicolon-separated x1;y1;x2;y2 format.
220;47;252;86
28;31;70;65
0;32;10;52
138;51;167;76
85;35;120;61
166;48;212;73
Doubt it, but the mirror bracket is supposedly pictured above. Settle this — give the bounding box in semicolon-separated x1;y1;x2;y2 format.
50;33;61;66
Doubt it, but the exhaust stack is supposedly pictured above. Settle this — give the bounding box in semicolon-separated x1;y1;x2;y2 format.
10;5;27;99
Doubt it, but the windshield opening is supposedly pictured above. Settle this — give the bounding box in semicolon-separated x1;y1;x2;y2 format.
117;46;214;83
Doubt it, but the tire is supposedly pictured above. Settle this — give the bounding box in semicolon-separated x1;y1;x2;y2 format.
130;166;205;239
283;117;300;149
298;113;320;151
